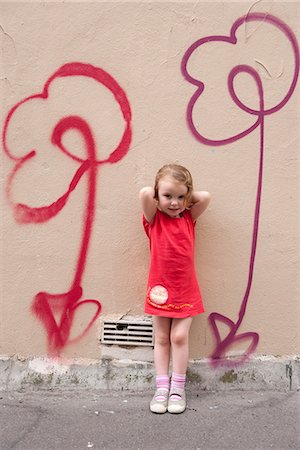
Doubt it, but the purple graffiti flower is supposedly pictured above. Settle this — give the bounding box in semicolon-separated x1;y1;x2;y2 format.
182;13;299;365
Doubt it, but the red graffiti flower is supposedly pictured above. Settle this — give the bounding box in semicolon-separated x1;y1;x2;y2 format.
3;62;132;355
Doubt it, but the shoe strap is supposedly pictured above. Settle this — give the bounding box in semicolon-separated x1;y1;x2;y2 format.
169;387;184;397
155;388;169;396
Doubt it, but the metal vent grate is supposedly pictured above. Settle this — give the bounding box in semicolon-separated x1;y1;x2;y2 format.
101;320;154;347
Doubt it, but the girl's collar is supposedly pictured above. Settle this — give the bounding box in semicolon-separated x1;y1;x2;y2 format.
158;209;186;219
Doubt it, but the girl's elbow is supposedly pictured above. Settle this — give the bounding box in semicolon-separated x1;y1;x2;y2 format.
139;187;148;200
139;186;154;200
204;191;211;204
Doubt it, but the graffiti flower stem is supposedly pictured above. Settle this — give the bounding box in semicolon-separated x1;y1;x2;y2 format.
182;13;299;365
3;62;132;355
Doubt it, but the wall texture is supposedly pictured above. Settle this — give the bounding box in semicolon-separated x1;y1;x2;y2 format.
1;1;299;370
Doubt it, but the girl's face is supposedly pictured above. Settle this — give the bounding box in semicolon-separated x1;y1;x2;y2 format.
157;176;188;218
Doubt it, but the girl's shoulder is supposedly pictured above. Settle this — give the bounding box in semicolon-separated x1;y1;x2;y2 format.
180;209;197;229
182;208;194;222
143;209;167;235
142;210;158;236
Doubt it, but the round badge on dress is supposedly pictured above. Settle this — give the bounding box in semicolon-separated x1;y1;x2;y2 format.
149;285;168;305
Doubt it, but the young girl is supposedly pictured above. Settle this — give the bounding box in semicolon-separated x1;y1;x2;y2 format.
140;164;211;414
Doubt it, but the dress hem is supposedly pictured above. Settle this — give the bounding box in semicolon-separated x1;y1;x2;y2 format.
144;308;205;319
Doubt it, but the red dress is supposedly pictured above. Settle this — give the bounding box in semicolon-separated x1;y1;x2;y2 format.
143;209;204;318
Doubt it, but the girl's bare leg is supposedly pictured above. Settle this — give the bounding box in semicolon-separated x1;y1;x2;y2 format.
153;316;172;375
170;317;193;374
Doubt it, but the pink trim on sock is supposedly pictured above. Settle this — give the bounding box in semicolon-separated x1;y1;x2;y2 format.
155;375;170;401
169;395;182;401
156;375;170;390
170;373;186;401
171;373;186;390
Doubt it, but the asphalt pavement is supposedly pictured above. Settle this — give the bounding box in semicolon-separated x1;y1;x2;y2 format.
0;388;299;449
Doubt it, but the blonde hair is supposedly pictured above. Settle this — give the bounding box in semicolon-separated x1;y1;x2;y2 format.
154;164;193;207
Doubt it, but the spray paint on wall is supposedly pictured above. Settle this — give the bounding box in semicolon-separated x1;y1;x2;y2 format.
182;13;299;365
3;62;132;355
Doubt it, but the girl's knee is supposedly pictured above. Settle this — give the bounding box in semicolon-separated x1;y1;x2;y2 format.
153;317;171;347
170;330;189;346
170;318;193;346
155;334;170;347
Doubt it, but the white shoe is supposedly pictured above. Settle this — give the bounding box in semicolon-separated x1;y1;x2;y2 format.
150;389;168;414
167;388;186;414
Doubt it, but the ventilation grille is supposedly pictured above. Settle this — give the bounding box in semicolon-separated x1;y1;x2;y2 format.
101;320;154;347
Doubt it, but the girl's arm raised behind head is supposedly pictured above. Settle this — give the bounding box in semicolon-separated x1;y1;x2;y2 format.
139;186;157;224
190;191;211;222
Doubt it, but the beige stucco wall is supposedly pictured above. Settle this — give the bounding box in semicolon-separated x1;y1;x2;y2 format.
0;0;299;363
